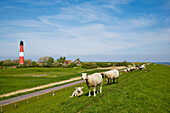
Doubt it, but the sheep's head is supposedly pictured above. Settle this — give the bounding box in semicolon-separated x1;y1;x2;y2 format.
101;73;105;78
81;73;88;80
75;87;83;91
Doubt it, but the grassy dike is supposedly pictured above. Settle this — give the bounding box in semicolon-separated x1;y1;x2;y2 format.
4;64;170;113
0;66;96;95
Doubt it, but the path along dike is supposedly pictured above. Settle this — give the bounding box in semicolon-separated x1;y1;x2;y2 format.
0;80;84;106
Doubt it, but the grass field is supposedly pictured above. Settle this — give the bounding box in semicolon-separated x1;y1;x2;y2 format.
0;66;109;95
4;64;169;113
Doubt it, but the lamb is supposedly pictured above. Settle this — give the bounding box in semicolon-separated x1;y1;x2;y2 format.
69;87;83;98
101;69;119;84
82;73;103;97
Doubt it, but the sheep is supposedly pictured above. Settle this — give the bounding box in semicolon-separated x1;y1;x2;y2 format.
136;65;140;70
130;67;135;72
101;69;119;84
69;87;83;98
127;68;131;72
124;69;128;73
82;73;103;97
139;64;146;70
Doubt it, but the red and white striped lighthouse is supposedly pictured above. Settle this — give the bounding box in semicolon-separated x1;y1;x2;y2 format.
19;41;24;64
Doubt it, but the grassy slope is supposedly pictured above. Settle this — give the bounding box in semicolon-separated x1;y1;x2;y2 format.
5;64;170;113
0;66;109;95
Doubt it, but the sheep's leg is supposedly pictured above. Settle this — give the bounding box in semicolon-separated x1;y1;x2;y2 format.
96;85;99;94
88;86;91;97
100;84;102;93
108;79;110;84
113;78;115;84
117;78;118;83
69;91;75;98
93;87;96;97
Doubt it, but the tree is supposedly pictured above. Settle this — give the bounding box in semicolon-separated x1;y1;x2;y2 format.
24;59;32;63
57;56;66;63
31;61;38;67
46;57;54;66
0;61;3;66
38;56;48;63
3;59;12;66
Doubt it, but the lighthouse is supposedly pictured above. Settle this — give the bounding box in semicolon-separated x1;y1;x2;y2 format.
19;41;24;65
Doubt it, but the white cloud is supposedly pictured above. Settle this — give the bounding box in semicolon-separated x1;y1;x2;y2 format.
0;20;44;28
128;17;156;27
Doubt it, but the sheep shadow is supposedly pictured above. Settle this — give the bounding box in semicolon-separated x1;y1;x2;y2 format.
102;82;118;86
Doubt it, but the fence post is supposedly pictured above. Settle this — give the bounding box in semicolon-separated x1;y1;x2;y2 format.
52;91;55;96
37;96;39;100
1;106;3;113
14;103;17;108
27;99;29;104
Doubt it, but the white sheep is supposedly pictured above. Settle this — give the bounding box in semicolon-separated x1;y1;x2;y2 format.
130;67;135;72
101;69;119;84
124;69;128;73
69;87;83;98
139;64;146;70
127;68;131;72
82;73;103;97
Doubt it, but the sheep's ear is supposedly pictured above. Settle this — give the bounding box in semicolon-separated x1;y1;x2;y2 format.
86;73;88;76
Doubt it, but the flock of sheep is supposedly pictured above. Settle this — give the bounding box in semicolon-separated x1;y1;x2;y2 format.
70;63;147;98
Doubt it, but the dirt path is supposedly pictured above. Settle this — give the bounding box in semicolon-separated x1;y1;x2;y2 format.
97;66;127;70
0;77;82;98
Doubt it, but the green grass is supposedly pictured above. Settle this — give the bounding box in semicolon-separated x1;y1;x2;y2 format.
0;66;109;95
3;64;169;113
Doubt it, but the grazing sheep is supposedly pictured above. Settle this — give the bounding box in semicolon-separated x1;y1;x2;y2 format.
136;65;140;70
101;70;119;84
139;64;146;70
69;87;83;98
124;69;128;73
127;68;131;72
130;67;135;72
82;73;103;97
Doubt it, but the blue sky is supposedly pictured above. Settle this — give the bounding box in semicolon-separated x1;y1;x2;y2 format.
0;0;170;62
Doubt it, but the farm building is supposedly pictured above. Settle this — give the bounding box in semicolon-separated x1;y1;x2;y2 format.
65;60;72;65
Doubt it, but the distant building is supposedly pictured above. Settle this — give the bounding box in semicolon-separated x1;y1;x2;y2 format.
65;60;72;65
74;59;82;65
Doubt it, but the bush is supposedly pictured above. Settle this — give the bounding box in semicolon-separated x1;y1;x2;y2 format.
16;64;27;68
30;61;39;67
67;63;77;68
82;62;97;69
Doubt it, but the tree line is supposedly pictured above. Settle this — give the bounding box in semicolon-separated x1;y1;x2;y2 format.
0;57;128;69
0;56;81;68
